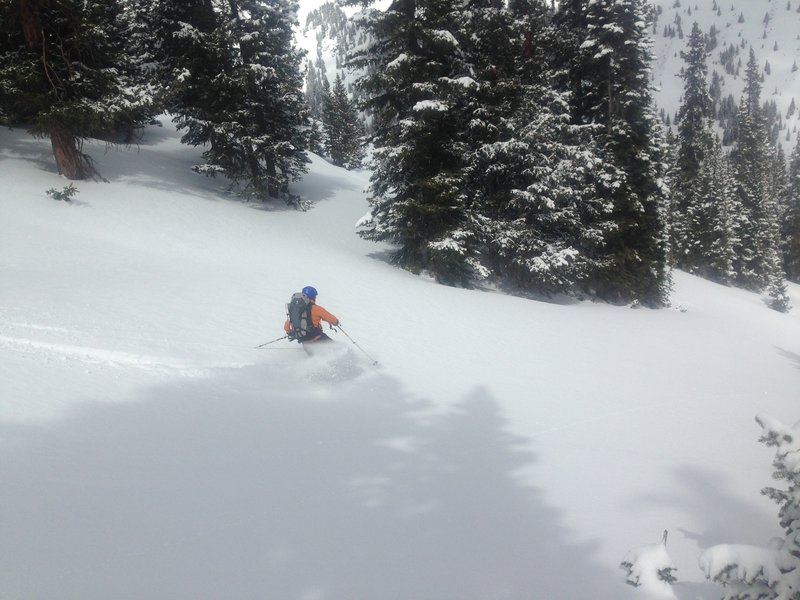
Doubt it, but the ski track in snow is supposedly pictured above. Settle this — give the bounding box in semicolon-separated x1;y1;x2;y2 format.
0;316;371;385
0;334;249;377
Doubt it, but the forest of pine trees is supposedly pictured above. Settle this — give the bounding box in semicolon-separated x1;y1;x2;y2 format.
0;0;309;201
668;25;795;310
322;74;365;170
345;0;671;303
1;0;797;309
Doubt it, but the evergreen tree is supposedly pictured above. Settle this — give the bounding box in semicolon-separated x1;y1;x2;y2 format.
322;74;365;170
0;3;17;124
672;22;716;269
417;0;527;285
690;142;738;282
772;144;789;214
669;21;739;284
701;413;800;598
729;48;785;302
113;0;164;143
307;118;325;155
0;0;156;179
152;0;309;201
784;136;800;282
460;0;616;295
208;0;309;200
556;0;671;306
767;144;791;311
150;0;222;114
346;0;477;281
347;0;625;294
305;55;331;120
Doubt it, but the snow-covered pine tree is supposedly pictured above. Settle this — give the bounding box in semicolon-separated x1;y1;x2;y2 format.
346;0;479;282
460;0;616;295
0;3;20;125
153;0;309;202
731;48;767;290
700;413;800;598
444;0;531;284
305;56;331;120
665;21;739;285
453;0;526;276
772;144;789;228
200;0;309;200
150;0;228;141
621;530;677;596
672;22;719;273
692;142;738;283
784;136;800;282
555;0;671;306
0;0;156;179
729;48;785;297
767;144;792;311
112;0;164;143
322;74;365;170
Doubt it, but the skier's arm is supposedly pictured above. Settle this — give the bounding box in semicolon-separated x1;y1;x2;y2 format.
312;304;339;327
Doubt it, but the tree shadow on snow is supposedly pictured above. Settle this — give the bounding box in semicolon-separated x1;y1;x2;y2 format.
0;368;622;600
631;464;780;599
0;124;220;200
133;119;178;147
637;464;778;550
358;252;583;307
290;167;367;206
84;138;238;202
0;127;57;174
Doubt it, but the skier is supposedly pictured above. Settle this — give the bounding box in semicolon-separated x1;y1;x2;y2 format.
284;285;340;342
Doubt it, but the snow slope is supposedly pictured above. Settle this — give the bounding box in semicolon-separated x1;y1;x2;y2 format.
1;120;800;600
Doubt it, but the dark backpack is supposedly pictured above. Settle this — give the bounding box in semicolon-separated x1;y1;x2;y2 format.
286;292;312;341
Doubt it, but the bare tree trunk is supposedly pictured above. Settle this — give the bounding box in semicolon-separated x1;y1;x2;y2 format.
248;152;268;198
265;156;279;198
50;127;97;180
18;0;42;48
16;2;97;180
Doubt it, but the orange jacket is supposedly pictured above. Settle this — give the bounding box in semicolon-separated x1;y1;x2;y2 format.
284;301;339;337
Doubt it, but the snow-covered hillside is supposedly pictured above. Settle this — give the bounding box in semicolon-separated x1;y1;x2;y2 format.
651;0;800;148
296;0;800;152
2;120;800;599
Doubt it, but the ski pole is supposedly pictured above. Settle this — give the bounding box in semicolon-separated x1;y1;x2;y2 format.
335;325;379;366
254;334;289;349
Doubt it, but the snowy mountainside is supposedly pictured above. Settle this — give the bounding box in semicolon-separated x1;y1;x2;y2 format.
651;0;800;149
2;119;800;599
297;1;368;97
296;0;800;151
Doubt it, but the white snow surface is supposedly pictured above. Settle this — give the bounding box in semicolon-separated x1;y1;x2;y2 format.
2;119;800;600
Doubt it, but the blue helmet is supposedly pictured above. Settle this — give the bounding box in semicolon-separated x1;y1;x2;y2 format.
302;285;318;300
